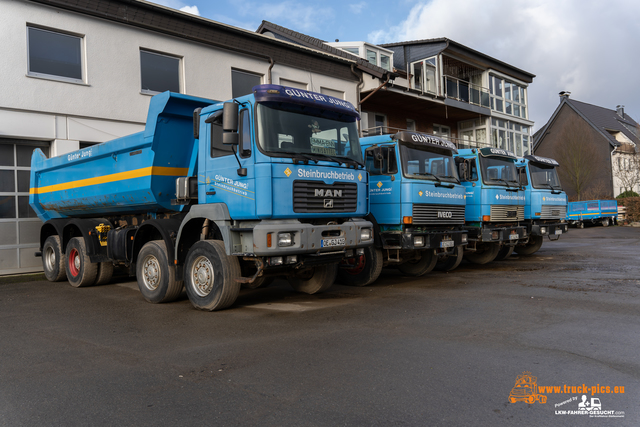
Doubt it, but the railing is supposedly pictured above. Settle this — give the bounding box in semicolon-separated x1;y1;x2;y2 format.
361;127;492;150
443;75;490;108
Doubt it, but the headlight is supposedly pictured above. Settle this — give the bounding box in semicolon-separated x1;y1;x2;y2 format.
540;227;547;235
356;248;365;256
414;236;425;247
278;232;294;247
269;257;283;266
361;228;373;240
491;231;499;240
461;234;468;243
285;255;297;264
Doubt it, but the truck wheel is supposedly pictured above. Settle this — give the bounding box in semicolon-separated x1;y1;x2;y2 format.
289;263;338;294
95;262;114;286
578;222;584;229
464;242;500;265
494;245;514;261
42;235;67;282
65;237;98;288
602;218;609;227
336;246;383;287
184;240;241;311
137;240;183;304
397;250;437;276
435;246;464;272
514;235;543;256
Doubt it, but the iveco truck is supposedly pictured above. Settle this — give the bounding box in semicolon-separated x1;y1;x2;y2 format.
30;85;373;311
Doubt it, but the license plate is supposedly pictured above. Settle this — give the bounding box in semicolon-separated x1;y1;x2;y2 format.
321;237;345;248
440;240;454;248
509;234;519;240
555;229;562;235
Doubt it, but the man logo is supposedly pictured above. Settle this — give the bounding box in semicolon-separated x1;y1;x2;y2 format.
324;199;334;208
437;211;453;218
315;189;342;198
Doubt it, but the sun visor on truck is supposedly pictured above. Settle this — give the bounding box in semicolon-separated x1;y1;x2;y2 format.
524;154;560;167
252;84;359;121
393;131;458;154
479;147;517;159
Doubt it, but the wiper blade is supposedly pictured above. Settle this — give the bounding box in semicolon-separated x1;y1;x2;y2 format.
274;150;317;164
436;174;461;184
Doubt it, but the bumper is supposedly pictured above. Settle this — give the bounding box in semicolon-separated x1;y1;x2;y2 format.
528;221;569;237
380;228;468;250
470;224;526;244
250;218;373;256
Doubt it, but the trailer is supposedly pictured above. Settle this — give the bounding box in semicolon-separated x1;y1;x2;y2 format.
566;200;618;228
31;85;374;311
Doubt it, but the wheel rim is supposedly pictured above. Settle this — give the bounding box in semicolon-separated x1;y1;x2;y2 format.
44;246;56;272
141;255;161;291
346;255;366;275
69;249;80;277
191;256;215;297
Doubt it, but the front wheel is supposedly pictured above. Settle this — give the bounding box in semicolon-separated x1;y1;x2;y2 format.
42;235;67;282
397;250;437;277
602;218;609;227
65;237;98;287
289;263;337;294
514;234;543;256
184;240;241;311
336;246;383;287
435;246;464;272
494;245;514;261
464;242;500;265
137;240;183;303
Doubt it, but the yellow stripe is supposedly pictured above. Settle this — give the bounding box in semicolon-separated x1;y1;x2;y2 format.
30;166;188;195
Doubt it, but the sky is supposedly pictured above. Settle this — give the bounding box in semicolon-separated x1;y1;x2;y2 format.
148;0;640;132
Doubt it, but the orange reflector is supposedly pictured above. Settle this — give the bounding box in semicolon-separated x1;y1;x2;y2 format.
403;216;413;224
267;233;272;247
534;212;541;216
482;215;491;221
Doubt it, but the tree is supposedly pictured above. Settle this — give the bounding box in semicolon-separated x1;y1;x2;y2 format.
553;119;600;200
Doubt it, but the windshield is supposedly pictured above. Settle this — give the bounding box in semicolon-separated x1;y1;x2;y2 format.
256;103;363;164
529;163;562;190
399;144;459;182
479;156;518;186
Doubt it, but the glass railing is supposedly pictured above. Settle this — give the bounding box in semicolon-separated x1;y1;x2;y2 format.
443;76;490;108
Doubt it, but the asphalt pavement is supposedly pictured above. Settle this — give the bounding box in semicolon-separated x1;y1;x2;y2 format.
1;225;639;426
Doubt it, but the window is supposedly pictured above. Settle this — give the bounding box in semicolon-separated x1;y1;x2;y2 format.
27;26;83;83
232;69;261;98
411;57;437;94
238;109;251;158
279;78;306;90
433;124;451;139
140;50;180;94
342;47;359;55
320;87;344;99
210;119;234;159
490;118;530;155
366;49;377;65
489;74;527;118
406;119;416;131
380;55;391;71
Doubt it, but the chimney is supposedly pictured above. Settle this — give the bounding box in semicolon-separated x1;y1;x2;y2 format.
559;91;571;103
616;105;625;118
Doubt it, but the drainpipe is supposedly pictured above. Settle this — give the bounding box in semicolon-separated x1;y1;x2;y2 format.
359;73;391;105
351;64;364;135
267;57;275;84
611;145;618;196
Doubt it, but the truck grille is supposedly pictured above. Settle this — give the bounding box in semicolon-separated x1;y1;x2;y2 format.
293;180;357;213
412;204;465;225
490;205;524;221
541;205;566;220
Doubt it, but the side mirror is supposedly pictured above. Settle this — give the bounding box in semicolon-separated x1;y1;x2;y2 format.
458;162;468;181
222;102;239;132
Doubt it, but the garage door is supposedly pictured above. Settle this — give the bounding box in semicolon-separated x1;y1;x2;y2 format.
0;139;50;275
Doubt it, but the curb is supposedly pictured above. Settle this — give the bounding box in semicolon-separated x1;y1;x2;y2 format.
0;273;47;285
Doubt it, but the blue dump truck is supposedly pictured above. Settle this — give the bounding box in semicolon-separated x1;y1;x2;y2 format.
455;148;526;264
515;155;568;255
567;200;618;228
30;85;373;311
336;131;467;286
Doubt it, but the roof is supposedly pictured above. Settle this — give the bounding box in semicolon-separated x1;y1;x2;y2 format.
534;97;640;151
256;21;389;78
381;38;535;83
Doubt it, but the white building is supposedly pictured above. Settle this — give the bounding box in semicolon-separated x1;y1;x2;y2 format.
0;0;361;275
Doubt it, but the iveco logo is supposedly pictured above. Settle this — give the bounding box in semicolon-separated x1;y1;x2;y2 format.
437;211;453;218
315;189;342;197
324;199;334;208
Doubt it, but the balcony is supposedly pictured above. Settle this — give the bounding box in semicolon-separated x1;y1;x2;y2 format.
444;75;490;108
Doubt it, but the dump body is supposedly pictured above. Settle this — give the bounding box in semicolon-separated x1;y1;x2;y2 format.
567;200;618;226
30;92;214;221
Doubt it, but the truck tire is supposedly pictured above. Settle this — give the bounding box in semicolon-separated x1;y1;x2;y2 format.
494;245;514;261
435;246;464;272
397;249;437;276
184;240;241;311
336;246;383;287
289;263;338;294
65;237;98;288
42;235;67;282
578;222;584;229
602;218;609;227
464;242;500;265
514;235;543;256
137;240;183;304
95;262;114;286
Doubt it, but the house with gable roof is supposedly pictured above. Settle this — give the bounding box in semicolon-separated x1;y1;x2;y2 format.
533;92;640;199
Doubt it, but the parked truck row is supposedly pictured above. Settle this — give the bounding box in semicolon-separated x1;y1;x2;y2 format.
30;85;569;311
